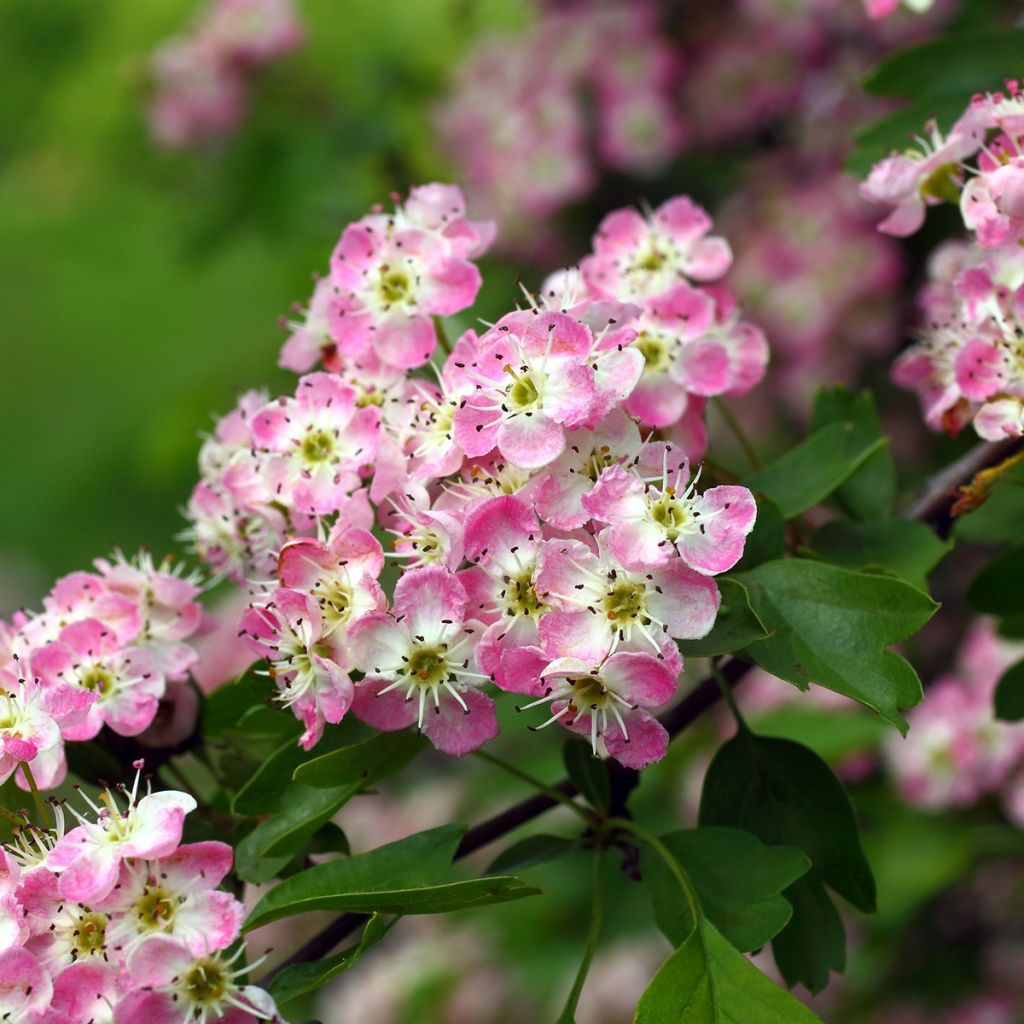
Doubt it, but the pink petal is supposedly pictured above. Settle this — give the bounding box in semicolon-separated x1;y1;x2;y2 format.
422;688;498;755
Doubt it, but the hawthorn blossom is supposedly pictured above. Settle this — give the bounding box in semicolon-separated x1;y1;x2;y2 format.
251;372;381;516
535;536;720;664
584;443;757;574
239;589;353;750
350;567;497;756
49;772;197;905
581;197;733;303
0;947;52;1023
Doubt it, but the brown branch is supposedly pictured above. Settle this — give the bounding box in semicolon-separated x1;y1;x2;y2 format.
259;437;1023;985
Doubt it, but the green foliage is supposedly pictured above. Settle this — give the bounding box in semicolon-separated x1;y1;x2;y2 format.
736;559;936;730
700;732;875;992
678;578;769;658
641;828;810;953
733;496;786;572
292;731;428;788
267;914;396;1007
744;423;887;520
955;461;1024;544
245;825;540;929
563;739;611;812
994;659;1024;722
810;518;951;590
634;919;823;1023
967;546;1024;616
811;387;897;521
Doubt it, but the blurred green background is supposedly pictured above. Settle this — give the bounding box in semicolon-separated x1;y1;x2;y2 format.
0;0;526;609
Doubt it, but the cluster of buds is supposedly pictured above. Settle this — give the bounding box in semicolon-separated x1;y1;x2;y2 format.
1;554;204;791
884;619;1024;821
861;82;1024;440
0;767;277;1024
148;0;303;149
184;183;765;768
434;1;685;253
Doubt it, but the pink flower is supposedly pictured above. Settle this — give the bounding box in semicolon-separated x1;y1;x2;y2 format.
584;443;757;573
32;620;164;741
100;842;243;957
379;486;466;571
0;947;52;1023
350;567;497;756
239;589;353;750
860;120;982;236
114;935;280;1024
582;197;732;303
452;310;615;470
251;373;381;516
327;190;487;370
49;777;196;905
961;150;1024;249
204;0;304;67
517;651;676;769
37;961;120;1024
278;276;337;373
535;535;720;664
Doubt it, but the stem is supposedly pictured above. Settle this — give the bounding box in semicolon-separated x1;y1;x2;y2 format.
433;315;452;356
473;750;594;824
607;817;700;928
711;660;746;731
558;849;606;1023
19;763;51;828
713;397;761;470
0;805;28;828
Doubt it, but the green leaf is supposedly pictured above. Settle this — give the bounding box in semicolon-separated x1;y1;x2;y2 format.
267;914;396;1007
245;825;538;928
201;674;270;738
862;28;1024;100
811;387;896;521
234;783;362;884
678;578;769;658
487;834;578;875
810;518;951;590
967;546;1024;617
994;659;1024;722
734;495;786;572
642;828;810;953
634;918;823;1023
736;559;936;731
744;423;887;520
292;730;427;788
699;731;875;992
563;739;610;811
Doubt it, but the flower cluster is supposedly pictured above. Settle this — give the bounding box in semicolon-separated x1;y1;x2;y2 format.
0;769;278;1024
864;0;935;20
148;0;303;149
861;83;1024;439
884;619;1024;821
1;554;204;792
434;1;685;255
185;184;763;768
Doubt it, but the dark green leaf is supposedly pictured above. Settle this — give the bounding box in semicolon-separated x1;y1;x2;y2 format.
563;739;610;811
811;387;896;521
744;423;887;520
267;914;395;1006
994;659;1024;722
292;730;427;788
635;918;823;1023
734;495;786;572
770;878;848;993
678;578;769;658
967;546;1024;617
308;822;350;856
736;559;936;731
245;825;536;928
810;518;950;590
234;783;361;883
699;732;875;992
487;834;578;875
642;827;810;952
